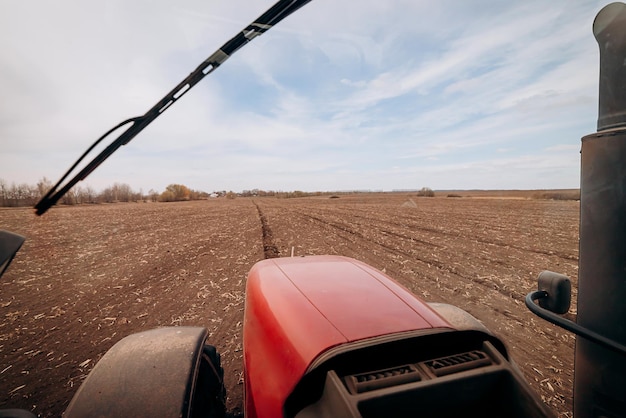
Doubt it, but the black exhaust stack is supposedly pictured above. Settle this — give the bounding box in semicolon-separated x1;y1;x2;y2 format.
577;3;626;417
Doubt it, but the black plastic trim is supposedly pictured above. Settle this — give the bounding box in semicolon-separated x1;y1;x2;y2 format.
526;291;626;357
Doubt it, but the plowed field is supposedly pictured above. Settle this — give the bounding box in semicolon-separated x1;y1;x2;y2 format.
0;194;579;417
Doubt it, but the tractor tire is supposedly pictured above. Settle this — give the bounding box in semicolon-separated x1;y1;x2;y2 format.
192;344;226;418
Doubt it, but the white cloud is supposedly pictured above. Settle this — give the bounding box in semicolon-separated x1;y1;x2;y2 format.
0;0;606;193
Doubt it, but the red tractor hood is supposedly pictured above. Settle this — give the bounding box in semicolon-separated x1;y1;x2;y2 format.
264;255;447;340
243;255;450;418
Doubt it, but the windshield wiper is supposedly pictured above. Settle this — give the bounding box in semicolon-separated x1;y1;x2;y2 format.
35;0;312;216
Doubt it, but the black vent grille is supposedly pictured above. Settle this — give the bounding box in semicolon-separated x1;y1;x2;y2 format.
346;364;421;394
422;350;491;377
355;365;414;383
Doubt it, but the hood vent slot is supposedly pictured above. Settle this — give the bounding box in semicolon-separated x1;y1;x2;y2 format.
422;350;491;377
345;364;421;394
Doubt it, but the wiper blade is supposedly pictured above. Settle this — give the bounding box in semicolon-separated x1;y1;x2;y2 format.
35;0;313;216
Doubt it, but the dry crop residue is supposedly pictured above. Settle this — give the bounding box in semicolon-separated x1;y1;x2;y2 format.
0;195;578;417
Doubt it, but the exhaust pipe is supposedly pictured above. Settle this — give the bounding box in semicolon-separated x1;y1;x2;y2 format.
576;3;626;417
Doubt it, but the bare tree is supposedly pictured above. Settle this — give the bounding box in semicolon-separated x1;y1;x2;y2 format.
113;183;134;202
61;186;82;206
84;186;96;204
7;183;19;207
24;184;39;206
36;177;53;200
99;187;114;203
148;189;159;202
0;179;8;206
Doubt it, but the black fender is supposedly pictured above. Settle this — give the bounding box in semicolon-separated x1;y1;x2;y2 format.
0;230;25;279
65;326;224;418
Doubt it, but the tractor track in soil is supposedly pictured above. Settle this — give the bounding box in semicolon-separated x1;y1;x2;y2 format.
1;196;579;417
253;201;280;259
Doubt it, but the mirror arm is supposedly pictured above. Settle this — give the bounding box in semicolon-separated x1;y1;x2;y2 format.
525;291;626;357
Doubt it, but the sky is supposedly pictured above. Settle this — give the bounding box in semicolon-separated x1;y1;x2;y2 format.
0;0;609;194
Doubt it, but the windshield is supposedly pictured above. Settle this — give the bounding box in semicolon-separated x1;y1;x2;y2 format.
0;1;599;416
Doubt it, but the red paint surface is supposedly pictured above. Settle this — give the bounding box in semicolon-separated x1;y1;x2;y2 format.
243;255;450;418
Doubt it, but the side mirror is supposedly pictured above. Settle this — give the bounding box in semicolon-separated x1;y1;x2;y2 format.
0;230;25;279
537;271;571;315
526;272;626;357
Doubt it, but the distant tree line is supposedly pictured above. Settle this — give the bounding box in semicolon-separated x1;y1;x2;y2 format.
0;177;387;208
239;189;326;198
0;178;209;208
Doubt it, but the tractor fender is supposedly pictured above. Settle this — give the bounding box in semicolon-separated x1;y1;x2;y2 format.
64;326;222;418
427;303;490;333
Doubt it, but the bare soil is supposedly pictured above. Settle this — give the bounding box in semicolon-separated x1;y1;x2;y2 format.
0;194;579;417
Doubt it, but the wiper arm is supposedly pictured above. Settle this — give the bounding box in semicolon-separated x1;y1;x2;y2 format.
35;0;313;216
